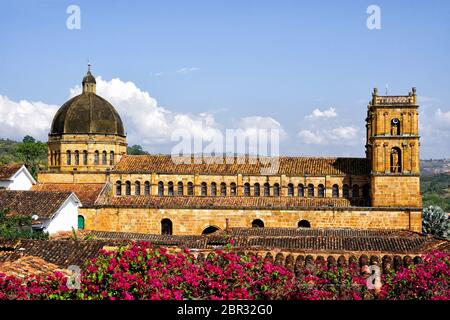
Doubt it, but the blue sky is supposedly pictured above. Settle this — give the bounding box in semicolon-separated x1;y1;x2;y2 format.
1;0;449;158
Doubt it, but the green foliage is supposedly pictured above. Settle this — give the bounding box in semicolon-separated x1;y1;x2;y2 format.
127;144;149;155
0;139;21;164
421;173;450;211
16;136;47;178
0;208;48;240
422;205;450;238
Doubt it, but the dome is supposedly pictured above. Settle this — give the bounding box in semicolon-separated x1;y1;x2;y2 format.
50;67;125;136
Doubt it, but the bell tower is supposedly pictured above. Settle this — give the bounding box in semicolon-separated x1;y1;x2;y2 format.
365;87;422;208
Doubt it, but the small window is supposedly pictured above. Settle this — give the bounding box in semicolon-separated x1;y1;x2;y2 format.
264;183;270;196
332;184;339;198
201;182;207;196
83;150;88;165
161;219;173;235
125;181;131;195
298;220;311;228
77;215;85;230
74;150;79;165
202;226;219;235
177;182;184;196
307;184;314;198
352;185;359;198
94;151;99;165
66;150;71;165
287;183;294;197
298;184;304;197
230;183;237;196
187;182;194;196
391;118;401;136
144;181;150;196
254;183;260;197
211;182;217;196
244;183;250;196
102;151;107;165
168;182;174;196
220;183;227;196
135;181;141;195
343;184;350;198
158;181;164;196
110;151;114;165
273;183;280;197
115;180;121;196
318;184;325;198
252;219;264;228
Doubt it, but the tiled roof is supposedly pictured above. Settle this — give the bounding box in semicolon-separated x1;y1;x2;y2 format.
32;183;104;206
0;164;22;180
112;155;370;176
0;256;68;277
0;190;73;219
94;195;353;209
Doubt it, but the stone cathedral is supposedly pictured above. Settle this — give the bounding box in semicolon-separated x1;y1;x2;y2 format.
35;67;422;235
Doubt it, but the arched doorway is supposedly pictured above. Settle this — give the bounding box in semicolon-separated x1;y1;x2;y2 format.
251;219;264;228
161;218;173;235
202;226;219;235
77;215;85;230
298;220;311;228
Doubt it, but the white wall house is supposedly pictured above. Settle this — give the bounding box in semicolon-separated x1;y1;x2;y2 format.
0;164;36;190
0;190;81;235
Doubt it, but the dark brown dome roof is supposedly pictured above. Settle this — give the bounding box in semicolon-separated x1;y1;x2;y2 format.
50;92;125;136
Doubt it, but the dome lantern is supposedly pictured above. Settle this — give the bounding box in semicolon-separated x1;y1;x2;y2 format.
82;63;96;94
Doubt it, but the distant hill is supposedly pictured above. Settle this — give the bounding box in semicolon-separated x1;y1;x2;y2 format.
421;173;450;212
0;138;21;164
421;159;450;175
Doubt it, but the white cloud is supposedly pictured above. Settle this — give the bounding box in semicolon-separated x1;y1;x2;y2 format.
176;67;200;75
298;126;359;145
436;108;450;125
306;107;337;119
0;95;57;141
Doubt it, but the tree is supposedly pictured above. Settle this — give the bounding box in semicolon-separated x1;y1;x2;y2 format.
422;205;450;238
0;208;48;240
127;144;149;155
16;136;47;178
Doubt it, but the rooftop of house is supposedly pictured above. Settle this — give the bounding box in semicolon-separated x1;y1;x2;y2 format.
31;183;104;207
0;164;23;180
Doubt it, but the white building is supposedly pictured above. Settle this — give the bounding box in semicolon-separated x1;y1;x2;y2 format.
0;164;36;190
0;190;81;234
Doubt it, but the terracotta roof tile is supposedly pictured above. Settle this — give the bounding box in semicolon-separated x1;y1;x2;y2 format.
0;190;73;219
112;155;370;176
0;164;22;180
32;183;104;206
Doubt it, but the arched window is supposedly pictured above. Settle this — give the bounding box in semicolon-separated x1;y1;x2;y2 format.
77;215;85;230
168;182;174;196
298;220;311;228
273;183;280;197
161;219;173;235
115;180;121;196
158;181;164;196
74;150;79;165
202;226;219;235
264;183;270;196
307;184;314;198
220;183;227;196
210;182;216;196
83;150;88;165
352;184;359;198
230;183;237;196
66;150;71;165
144;181;150;196
362;184;370;199
298;184;304;197
201;182;207;196
254;183;260;197
135;181;141;195
94;151;99;165
102;151;107;165
390;147;402;173
244;183;250;196
110;151;114;165
252;219;264;228
187;182;194;196
177;182;184;196
391;118;400;136
287;183;294;197
318;184;325;198
343;184;350;198
125;181;131;195
332;184;339;198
